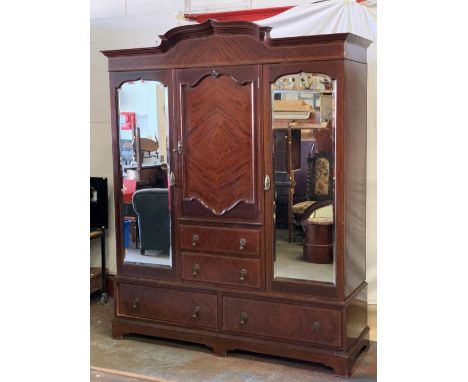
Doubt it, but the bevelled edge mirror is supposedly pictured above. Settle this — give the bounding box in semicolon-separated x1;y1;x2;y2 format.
271;72;336;284
117;79;172;268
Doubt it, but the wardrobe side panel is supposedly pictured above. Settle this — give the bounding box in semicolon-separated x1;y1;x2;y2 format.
344;60;367;297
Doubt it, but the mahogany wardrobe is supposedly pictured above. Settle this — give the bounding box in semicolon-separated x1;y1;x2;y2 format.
103;20;371;377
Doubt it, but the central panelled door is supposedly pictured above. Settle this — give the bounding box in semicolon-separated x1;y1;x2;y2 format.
175;66;262;222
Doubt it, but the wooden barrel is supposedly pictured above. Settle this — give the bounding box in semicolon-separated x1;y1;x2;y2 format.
303;217;333;264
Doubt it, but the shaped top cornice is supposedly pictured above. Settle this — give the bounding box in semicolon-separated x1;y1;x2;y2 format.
102;20;273;57
160;19;272;50
101;20;372;68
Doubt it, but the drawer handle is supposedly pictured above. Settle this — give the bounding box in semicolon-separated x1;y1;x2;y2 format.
239;238;247;250
240;312;248;325
312;321;321;330
239;269;247;281
192;263;200;276
192;305;201;318
132;297;139;309
192;234;199;246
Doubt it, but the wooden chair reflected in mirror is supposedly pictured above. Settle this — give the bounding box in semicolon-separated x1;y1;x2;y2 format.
139;137;159;163
292;149;334;240
134;127;167;190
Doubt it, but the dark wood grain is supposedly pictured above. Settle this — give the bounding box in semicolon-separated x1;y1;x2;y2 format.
344;60;367;297
112;316;369;377
181;253;261;289
104;20;370;378
118;283;218;329
344;284;368;350
223;296;342;347
264;61;343;299
303;220;333;264
111;278;369;377
176;65;262;221
183;75;253;215
180;224;260;257
102;20;372;71
108;70;178;282
138;165;167;188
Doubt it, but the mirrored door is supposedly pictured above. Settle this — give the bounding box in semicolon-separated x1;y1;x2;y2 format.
117;79;172;268
271;72;336;284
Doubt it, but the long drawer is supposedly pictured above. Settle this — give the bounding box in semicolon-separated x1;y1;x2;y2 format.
118;283;218;329
182;253;261;289
223;296;342;347
180;225;260;256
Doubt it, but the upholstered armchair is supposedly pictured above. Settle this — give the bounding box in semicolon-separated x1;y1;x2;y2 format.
132;188;170;255
291;151;333;239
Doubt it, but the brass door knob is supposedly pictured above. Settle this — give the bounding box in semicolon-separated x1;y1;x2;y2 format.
240;311;248;325
192;263;200;276
192;234;199;246
132;297;139;309
192;305;201;318
312;321;320;330
239;238;247;250
239;269;247;281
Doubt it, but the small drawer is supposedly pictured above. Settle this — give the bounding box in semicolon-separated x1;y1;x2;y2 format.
180;225;260;256
118;283;218;329
223;297;342;347
182;253;261;289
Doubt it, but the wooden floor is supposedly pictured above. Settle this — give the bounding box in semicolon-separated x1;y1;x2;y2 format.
91;367;171;382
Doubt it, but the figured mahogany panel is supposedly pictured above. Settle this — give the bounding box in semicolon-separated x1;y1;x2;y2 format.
103;20;372;71
182;253;261;289
223;296;342;347
179;66;261;220
118;283;218;329
180;225;260;257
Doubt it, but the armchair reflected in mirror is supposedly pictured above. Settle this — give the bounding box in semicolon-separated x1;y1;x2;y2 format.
131;188;171;265
118;79;172;267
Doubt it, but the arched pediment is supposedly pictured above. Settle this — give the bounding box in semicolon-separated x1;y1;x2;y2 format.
102;20;372;70
159;19;272;52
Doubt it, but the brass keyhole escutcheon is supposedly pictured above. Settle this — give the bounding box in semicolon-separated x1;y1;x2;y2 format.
132;297;139;309
192;263;200;276
239;238;247;250
264;174;271;191
192;234;199;246
240;312;248;325
239;269;247;281
192;306;201;318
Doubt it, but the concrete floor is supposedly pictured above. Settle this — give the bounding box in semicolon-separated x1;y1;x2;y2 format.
91;296;376;382
274;228;335;283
